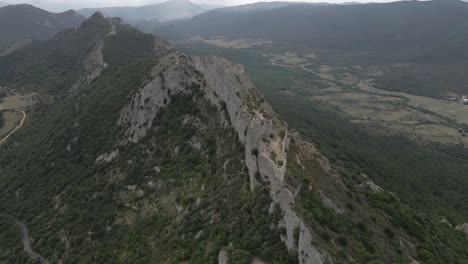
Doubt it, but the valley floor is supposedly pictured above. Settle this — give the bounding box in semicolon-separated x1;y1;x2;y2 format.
0;92;36;144
180;37;468;148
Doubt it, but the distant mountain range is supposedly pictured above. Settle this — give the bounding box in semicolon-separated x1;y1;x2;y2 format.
157;0;468;53
78;0;218;23
0;4;84;43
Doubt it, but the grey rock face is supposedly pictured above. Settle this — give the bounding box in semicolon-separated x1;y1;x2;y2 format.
455;223;468;236
117;50;326;263
70;19;118;93
195;56;288;192
218;250;228;264
119;53;200;143
95;149;119;163
195;56;325;264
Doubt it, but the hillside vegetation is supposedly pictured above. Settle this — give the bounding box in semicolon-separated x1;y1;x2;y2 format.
0;13;153;93
0;8;467;264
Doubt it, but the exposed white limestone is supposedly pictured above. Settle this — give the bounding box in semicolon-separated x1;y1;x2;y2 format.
455;223;468;236
70;17;118;93
95;149;119;164
195;56;326;263
119;53;200;143
298;222;324;264
277;188;300;250
118;50;326;263
194;56;288;192
218;250;229;264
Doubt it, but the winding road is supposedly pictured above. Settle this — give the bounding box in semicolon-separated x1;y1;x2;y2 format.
0;214;49;264
0;110;26;144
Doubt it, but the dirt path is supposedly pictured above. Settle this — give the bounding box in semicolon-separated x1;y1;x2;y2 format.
449;105;468;113
0;214;49;264
16;221;50;264
0;110;26;144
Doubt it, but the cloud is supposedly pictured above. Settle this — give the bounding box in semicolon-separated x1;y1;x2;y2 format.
5;0;395;11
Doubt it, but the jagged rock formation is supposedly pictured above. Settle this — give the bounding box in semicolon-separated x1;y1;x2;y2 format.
218;250;229;264
119;53;199;142
194;56;288;192
70;13;117;93
117;43;327;263
195;56;325;263
456;223;468;236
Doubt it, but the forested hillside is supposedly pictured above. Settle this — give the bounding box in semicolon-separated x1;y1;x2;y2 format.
0;6;467;264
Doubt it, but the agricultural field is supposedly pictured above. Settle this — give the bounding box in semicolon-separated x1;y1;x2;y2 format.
0;92;37;110
0;111;22;136
0;92;36;140
186;36;273;49
177;39;468;148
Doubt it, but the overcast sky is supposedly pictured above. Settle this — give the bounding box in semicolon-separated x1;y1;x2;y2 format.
4;0;398;11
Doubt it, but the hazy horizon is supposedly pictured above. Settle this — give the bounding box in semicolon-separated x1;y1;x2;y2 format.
3;0;399;12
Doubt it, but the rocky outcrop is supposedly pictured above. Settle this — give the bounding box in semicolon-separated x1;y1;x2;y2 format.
154;36;175;57
194;56;326;264
194;56;288;192
118;49;326;263
70;13;118;93
359;174;383;193
218;250;228;264
455;223;468;236
95;149;119;163
119;53;201;143
276;187;325;264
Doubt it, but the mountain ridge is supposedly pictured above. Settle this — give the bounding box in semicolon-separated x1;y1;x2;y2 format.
0;4;84;55
0;10;467;264
78;0;214;23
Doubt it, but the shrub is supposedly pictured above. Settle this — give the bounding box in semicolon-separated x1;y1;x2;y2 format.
320;232;331;242
337;236;348;247
251;148;259;157
293;227;300;245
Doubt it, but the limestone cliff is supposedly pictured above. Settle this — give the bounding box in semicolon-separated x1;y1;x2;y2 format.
117;46;328;263
456;223;468;236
